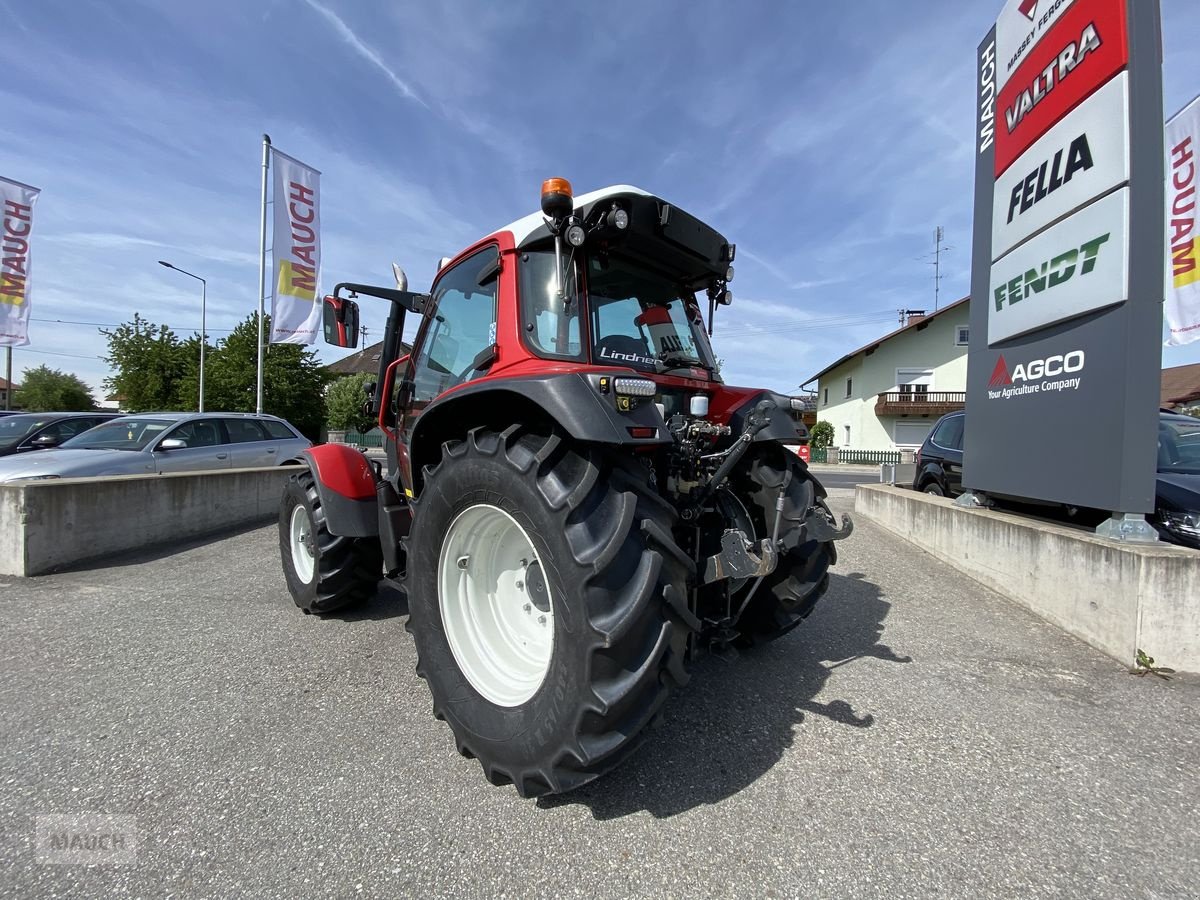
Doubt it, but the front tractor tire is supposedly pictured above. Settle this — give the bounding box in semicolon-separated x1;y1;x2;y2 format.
279;471;383;614
405;425;691;798
733;444;839;641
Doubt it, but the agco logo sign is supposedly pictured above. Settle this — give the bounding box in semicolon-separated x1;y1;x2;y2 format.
987;350;1085;399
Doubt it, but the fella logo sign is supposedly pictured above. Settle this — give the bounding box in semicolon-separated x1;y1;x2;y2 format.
994;0;1127;177
991;73;1129;258
986;349;1085;399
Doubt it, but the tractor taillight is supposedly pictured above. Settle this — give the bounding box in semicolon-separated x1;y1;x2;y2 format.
627;427;658;440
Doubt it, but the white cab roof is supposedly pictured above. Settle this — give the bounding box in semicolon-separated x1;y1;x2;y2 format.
490;184;654;246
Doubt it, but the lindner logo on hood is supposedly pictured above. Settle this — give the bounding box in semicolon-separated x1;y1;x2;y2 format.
1019;0;1038;21
986;350;1085;399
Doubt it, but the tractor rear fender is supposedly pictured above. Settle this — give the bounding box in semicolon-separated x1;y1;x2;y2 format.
408;372;668;495
300;445;379;538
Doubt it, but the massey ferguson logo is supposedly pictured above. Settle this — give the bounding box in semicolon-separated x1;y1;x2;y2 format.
1019;0;1038;20
987;350;1085;399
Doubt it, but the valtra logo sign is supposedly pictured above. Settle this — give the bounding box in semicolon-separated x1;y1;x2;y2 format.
986;350;1086;400
994;0;1128;177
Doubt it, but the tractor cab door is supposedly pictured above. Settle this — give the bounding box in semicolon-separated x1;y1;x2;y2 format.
397;247;500;483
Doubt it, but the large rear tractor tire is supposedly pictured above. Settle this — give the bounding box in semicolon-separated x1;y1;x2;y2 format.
279;471;383;614
405;425;692;797
731;444;838;642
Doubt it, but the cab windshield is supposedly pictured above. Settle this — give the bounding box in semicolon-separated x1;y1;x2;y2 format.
59;418;174;451
518;246;719;376
587;254;717;375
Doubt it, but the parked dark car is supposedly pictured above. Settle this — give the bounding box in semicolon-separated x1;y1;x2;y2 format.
913;410;1200;549
912;412;963;497
0;411;122;457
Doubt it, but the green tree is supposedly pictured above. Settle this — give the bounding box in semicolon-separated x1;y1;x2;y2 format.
14;365;97;411
325;373;377;433
203;314;331;439
810;419;834;449
102;314;193;411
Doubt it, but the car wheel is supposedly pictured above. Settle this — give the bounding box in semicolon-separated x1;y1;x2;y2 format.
924;482;946;497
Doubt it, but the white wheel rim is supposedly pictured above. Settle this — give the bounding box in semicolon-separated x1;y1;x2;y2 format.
290;504;316;584
438;504;554;707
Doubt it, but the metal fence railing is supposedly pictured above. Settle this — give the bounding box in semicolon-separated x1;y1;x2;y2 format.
342;429;385;449
809;447;828;464
838;449;902;466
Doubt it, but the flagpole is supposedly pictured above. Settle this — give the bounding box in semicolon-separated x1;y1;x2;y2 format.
256;133;271;415
3;347;10;410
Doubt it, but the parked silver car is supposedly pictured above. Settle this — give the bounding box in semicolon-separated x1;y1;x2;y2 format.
0;412;311;483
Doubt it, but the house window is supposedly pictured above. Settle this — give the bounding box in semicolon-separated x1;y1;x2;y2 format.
845;377;853;398
823;387;828;406
955;325;970;346
843;424;851;447
897;368;934;396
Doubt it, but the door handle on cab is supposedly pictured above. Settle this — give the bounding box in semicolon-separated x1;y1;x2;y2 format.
216;453;228;460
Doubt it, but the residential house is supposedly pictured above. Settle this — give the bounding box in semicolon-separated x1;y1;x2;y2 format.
1161;362;1200;414
805;298;970;452
326;339;412;378
0;376;16;409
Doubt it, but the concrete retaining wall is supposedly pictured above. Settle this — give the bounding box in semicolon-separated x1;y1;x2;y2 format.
0;467;300;577
855;484;1200;673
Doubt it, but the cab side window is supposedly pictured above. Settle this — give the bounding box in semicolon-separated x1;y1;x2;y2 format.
410;249;499;404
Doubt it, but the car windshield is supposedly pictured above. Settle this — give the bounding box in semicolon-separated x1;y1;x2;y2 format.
59;418;175;451
0;415;54;451
1158;414;1200;474
587;255;718;375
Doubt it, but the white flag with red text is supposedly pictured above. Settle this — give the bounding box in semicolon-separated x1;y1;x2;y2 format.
270;149;322;344
1166;95;1200;346
0;177;40;347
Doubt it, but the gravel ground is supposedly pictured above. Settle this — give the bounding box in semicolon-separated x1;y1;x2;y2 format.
0;486;1196;899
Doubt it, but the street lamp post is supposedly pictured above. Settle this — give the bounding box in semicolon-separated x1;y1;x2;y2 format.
158;261;207;412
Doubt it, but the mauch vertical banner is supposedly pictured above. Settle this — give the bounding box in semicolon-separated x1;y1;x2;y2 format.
0;177;40;347
270;149;321;344
1165;94;1200;346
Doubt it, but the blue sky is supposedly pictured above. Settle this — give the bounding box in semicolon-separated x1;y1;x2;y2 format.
2;0;1198;401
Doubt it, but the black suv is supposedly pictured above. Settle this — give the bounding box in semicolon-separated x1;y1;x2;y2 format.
913;411;963;496
0;412;121;457
913;409;1200;549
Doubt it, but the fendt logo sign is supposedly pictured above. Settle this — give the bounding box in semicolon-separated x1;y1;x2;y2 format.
991;73;1129;258
988;186;1129;344
994;0;1127;177
986;350;1085;400
992;232;1109;313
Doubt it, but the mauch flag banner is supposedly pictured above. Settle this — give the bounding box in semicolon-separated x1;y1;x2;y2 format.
0;177;40;347
270;149;322;344
1166;95;1200;346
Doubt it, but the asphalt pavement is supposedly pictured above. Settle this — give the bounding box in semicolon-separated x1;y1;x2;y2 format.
1;486;1197;898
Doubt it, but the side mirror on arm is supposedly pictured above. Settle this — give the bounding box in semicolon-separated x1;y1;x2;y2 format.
29;434;62;448
158;438;187;451
322;295;360;349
